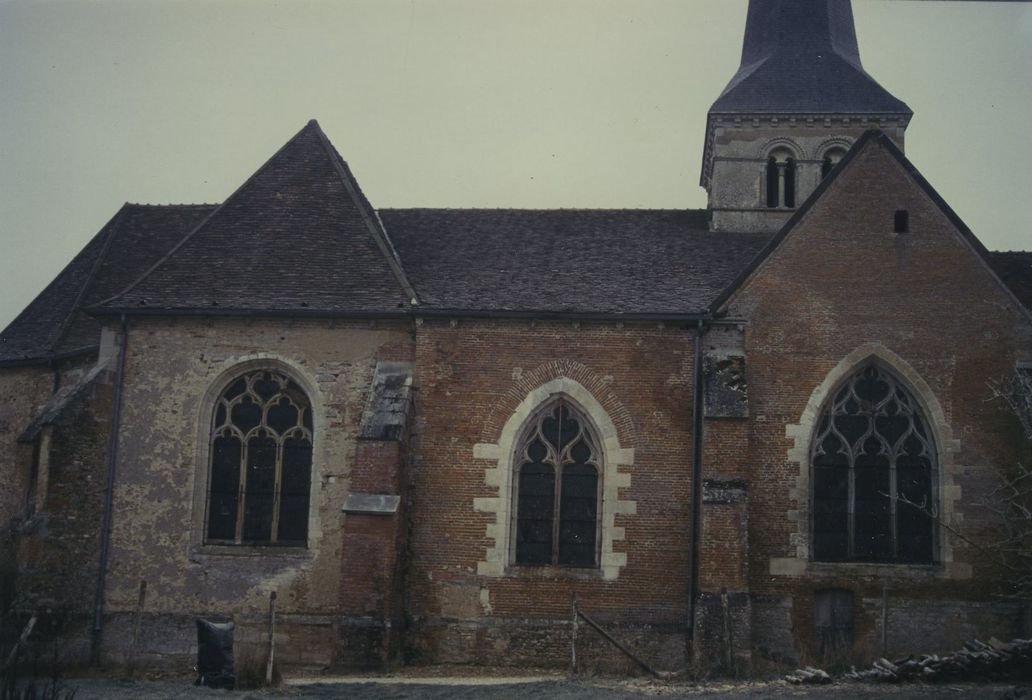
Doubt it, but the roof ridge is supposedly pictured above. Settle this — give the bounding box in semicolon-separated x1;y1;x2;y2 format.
377;207;706;213
309;121;419;305
124;202;220;209
96;121;325;309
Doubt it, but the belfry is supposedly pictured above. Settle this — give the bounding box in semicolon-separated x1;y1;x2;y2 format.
703;0;912;232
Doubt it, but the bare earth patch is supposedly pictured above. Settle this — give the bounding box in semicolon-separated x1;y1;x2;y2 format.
60;672;1029;700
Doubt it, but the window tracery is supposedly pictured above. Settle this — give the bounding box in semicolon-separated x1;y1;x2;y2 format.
206;369;313;546
514;399;601;567
811;364;936;563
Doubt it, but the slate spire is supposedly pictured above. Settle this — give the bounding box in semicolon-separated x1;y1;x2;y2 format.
710;0;910;115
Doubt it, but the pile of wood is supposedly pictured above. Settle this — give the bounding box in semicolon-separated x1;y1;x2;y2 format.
784;666;832;684
786;637;1032;685
842;638;1032;683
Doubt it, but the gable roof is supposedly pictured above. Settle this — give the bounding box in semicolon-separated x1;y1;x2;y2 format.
0;203;215;365
710;0;911;116
712;130;1032;322
97;120;416;315
381;209;769;316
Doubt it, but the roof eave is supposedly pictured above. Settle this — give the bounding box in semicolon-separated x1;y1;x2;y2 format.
86;305;713;324
0;345;98;368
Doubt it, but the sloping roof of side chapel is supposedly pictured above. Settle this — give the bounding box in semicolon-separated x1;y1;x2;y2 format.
0;204;215;364
98;120;417;314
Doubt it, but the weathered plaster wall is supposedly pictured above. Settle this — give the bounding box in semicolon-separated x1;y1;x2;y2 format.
725;141;1032;665
98;316;411;669
408;318;697;670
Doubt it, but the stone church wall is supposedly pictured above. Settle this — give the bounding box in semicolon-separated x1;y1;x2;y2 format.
0;366;52;526
407;318;698;671
91;316;412;670
725;141;1032;666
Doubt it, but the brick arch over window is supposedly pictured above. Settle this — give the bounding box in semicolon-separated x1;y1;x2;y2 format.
473;377;635;580
191;355;323;549
775;344;968;579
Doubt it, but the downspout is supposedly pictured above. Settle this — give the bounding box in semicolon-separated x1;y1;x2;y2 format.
91;315;128;666
686;319;706;659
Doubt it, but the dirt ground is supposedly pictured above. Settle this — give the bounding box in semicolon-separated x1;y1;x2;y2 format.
46;675;1031;700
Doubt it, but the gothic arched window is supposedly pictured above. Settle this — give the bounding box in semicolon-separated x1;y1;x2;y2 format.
206;369;313;546
514;400;601;568
812;364;936;563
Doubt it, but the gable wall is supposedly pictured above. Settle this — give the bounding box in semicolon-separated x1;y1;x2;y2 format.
723;142;1032;664
97;316;411;670
408;318;697;671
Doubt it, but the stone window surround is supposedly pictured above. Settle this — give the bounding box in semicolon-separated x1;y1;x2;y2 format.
473;377;635;580
189;353;325;556
771;343;969;580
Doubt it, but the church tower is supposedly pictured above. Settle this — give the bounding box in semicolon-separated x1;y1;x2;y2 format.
703;0;912;232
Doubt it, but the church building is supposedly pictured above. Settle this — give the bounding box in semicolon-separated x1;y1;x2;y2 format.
2;0;1030;673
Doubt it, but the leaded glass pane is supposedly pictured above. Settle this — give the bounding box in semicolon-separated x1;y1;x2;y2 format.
516;461;554;564
207;435;241;541
279;436;312;543
558;463;597;566
267;396;299;435
243;434;277;542
232;396;262;435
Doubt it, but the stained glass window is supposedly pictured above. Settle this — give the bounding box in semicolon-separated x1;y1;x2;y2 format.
206;369;312;546
812;364;936;563
514;400;601;568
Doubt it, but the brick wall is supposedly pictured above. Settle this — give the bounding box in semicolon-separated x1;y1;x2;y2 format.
407;318;697;669
725;138;1032;664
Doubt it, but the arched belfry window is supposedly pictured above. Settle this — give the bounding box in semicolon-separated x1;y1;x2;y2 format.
765;147;797;209
514;399;601;568
812;364;936;564
206;369;313;546
821;147;848;180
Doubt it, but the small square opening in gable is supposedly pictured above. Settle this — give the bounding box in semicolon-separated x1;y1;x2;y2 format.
894;209;910;234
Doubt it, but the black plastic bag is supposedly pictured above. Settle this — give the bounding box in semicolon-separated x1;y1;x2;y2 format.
195;617;235;689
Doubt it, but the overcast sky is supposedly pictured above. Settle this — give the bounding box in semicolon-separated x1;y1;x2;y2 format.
1;0;1030;331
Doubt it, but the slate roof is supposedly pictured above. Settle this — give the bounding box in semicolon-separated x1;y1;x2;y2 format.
989;252;1032;313
710;0;911;115
5;122;1028;366
99;120;416;314
382;209;769;315
0;203;214;364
